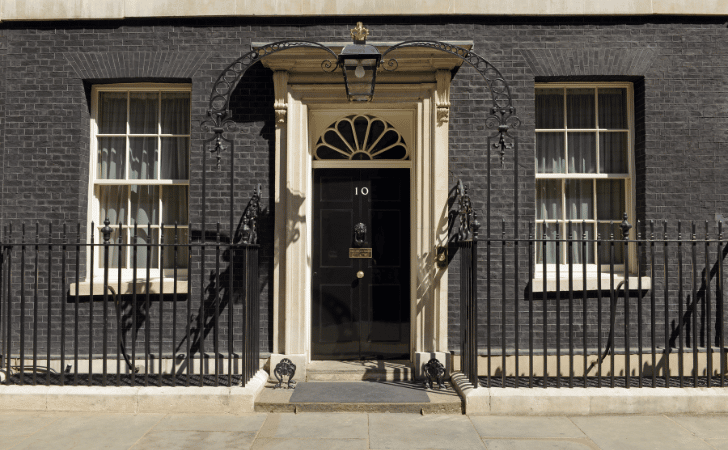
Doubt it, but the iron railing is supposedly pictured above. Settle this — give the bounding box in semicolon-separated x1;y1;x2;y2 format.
455;219;727;388
0;222;260;387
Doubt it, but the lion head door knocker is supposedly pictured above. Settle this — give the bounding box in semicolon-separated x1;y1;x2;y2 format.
423;358;446;390
353;223;367;248
273;358;297;389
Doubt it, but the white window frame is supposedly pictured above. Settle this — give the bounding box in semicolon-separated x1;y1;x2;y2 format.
534;82;637;282
87;83;191;283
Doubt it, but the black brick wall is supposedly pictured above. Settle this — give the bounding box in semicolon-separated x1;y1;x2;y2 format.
0;17;725;358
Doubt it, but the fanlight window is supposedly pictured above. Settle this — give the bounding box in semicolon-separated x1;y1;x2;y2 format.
314;114;409;160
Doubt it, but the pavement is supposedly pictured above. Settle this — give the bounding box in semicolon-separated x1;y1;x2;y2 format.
1;411;728;449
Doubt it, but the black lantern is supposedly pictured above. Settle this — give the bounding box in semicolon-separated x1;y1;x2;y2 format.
338;23;381;102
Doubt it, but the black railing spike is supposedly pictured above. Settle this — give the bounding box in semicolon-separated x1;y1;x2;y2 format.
637;220;641;240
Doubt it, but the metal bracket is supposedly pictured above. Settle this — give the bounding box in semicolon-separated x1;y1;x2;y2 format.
273;358;297;389
423;358;446;390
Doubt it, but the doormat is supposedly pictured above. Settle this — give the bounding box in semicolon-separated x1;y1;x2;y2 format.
289;381;430;403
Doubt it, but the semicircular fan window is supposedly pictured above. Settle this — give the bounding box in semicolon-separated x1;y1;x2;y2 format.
314;114;409;160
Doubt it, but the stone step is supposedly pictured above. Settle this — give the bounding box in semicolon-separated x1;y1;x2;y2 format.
255;380;462;414
305;360;414;382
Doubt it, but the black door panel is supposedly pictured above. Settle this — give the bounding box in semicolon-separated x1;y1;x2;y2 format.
312;168;410;360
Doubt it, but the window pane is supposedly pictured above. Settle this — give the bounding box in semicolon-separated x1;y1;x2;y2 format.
598;88;627;129
132;228;159;269
566;88;595;129
162;186;189;225
161;92;190;135
536;223;561;264
565;180;593;220
568;222;594;264
536;133;565;173
129;92;158;134
162;228;189;269
97;137;126;179
129;137;158;180
98;92;126;134
99;228;127;268
536;180;562;221
535;88;564;129
596;180;626;221
161;137;189;179
597;223;625;264
97;185;128;225
568;132;596;173
130;185;159;226
599;132;628;173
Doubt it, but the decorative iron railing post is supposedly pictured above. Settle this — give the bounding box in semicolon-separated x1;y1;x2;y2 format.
719;220;725;387
705;221;711;387
33;223;39;385
650;220;656;388
0;227;4;382
3;226;9;385
102;218;111;386
61;224;67;387
453;181;479;386
620;213;632;388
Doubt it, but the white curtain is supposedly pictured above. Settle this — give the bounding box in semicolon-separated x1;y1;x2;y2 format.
567;88;595;128
162;186;188;225
161;93;189;179
598;88;626;129
599;132;627;173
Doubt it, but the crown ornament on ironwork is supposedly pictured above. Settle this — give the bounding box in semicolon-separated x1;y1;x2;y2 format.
350;22;369;43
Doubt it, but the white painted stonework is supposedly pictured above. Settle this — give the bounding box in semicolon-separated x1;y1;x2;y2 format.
265;49;459;368
0;0;724;21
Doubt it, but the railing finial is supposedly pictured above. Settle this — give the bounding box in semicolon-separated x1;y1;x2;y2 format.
620;212;632;240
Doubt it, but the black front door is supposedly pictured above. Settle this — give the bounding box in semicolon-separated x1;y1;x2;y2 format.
312;168;410;360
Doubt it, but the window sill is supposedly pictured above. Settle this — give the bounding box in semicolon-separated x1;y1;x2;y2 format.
69;277;189;296
531;274;651;292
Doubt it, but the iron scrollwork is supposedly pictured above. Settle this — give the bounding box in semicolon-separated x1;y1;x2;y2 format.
423;358;446;390
381;41;520;167
241;184;262;245
201;41;341;164
273;358;297;389
455;180;479;242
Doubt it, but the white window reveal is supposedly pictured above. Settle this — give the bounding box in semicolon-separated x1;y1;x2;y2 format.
90;84;190;282
534;82;635;280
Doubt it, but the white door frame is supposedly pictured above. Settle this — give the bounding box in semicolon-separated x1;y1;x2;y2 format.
271;77;452;364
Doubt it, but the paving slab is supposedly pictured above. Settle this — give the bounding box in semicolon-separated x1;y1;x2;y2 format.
0;436;32;450
470;416;586;438
570;415;715;450
483;439;598;450
153;413;266;432
0;412;61;436
707;440;728;450
7;413;164;450
132;430;258;450
667;414;728;439
258;412;369;439
368;413;486;449
251;438;369;449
